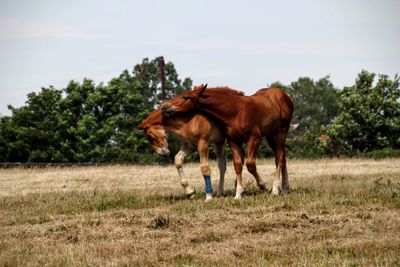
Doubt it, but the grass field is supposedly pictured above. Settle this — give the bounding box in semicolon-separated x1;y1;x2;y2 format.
1;158;400;266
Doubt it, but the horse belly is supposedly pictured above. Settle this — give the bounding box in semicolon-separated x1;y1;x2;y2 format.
183;115;220;146
225;126;250;143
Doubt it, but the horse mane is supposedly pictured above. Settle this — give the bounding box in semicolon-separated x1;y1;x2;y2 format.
139;87;244;129
138;108;162;129
254;87;274;95
207;87;245;96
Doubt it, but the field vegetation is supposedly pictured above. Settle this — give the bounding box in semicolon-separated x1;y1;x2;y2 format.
1;158;400;266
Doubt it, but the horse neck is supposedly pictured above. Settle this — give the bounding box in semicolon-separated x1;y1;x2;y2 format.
162;115;190;133
197;93;239;123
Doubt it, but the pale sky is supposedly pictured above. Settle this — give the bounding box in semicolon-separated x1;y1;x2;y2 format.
1;0;399;115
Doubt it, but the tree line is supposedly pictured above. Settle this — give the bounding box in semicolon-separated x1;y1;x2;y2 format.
0;57;191;163
274;71;400;158
0;57;399;163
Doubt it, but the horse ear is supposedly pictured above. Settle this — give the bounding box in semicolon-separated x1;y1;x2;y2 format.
197;83;207;97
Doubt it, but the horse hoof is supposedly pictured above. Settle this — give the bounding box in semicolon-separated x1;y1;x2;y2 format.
234;194;242;200
258;182;267;191
280;188;289;195
205;193;213;202
186;191;196;199
272;187;280;195
186;188;196;199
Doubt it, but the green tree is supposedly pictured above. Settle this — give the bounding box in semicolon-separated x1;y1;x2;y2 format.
133;57;192;106
271;76;339;157
272;76;339;130
88;72;153;162
0;116;20;162
327;70;400;155
57;73;154;163
0;56;192;163
2;87;63;162
58;79;98;162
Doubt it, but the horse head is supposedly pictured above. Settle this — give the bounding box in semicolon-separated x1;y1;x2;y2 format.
160;83;208;117
138;117;170;156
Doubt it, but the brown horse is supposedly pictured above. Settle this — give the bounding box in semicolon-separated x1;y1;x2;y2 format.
138;108;227;201
161;84;294;199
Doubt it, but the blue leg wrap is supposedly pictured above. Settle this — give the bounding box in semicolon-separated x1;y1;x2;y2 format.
204;175;213;194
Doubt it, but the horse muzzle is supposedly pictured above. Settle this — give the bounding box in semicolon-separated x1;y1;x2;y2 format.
156;147;170;156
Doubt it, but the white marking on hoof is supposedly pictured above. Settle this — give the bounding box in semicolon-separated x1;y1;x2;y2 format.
234;194;242;200
234;186;244;200
272;187;280;195
185;186;195;197
205;193;213;202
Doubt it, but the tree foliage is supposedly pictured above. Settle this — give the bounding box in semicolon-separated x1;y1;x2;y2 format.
0;57;192;163
270;77;339;158
1;88;63;162
326;70;400;155
272;76;339;130
1;64;399;162
133;57;192;106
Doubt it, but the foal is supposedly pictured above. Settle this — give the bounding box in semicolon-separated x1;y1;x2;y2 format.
138;108;227;201
161;84;294;199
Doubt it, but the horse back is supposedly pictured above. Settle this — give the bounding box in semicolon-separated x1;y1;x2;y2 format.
251;87;294;130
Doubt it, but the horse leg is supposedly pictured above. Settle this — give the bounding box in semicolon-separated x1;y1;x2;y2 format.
282;158;289;194
267;129;289;195
198;138;213;201
229;141;245;199
175;143;195;197
245;136;267;191
280;130;290;194
215;141;226;197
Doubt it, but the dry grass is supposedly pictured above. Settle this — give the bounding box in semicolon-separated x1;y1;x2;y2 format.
1;158;400;266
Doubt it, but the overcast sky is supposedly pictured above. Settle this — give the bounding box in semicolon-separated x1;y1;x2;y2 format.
1;0;399;115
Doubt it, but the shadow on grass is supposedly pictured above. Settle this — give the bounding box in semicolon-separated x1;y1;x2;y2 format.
151;194;192;202
1;185;320;222
153;186;268;202
225;186;317;197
